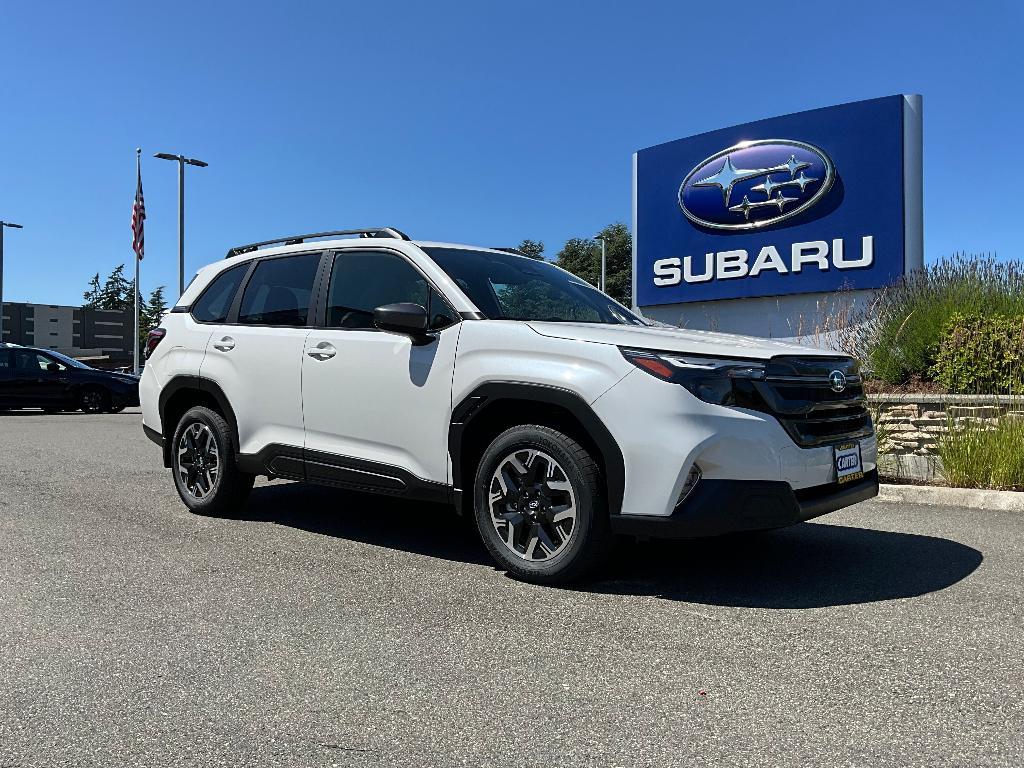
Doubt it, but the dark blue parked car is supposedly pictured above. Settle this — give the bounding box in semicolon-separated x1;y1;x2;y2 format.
0;345;139;413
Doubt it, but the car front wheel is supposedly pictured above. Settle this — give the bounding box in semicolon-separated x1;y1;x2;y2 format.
473;424;612;584
79;387;109;414
171;405;254;516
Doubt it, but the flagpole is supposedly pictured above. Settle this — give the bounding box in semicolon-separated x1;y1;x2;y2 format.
134;147;141;375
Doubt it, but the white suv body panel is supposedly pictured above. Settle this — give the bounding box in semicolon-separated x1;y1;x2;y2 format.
527;321;824;359
141;235;877;539
450;321;634;408
199;324;311;455
139;312;214;434
302;322;461;484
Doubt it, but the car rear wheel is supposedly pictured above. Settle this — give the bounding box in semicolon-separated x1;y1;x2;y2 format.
79;387;109;414
171;405;254;516
473;424;612;584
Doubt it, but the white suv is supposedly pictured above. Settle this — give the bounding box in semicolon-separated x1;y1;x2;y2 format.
140;228;878;583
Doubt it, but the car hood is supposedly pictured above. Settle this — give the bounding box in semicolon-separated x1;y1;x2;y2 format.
526;322;840;360
82;370;140;385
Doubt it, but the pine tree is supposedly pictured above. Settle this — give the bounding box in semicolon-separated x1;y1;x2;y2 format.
127;276;142;315
139;286;168;349
144;286;167;330
83;273;102;306
98;265;133;311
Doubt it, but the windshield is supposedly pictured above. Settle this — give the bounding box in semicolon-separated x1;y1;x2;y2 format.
422;247;646;325
45;349;92;370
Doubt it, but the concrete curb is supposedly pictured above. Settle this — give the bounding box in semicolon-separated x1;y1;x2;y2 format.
878;483;1024;512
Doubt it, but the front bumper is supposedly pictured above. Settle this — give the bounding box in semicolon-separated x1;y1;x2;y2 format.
609;469;879;539
591;369;878;518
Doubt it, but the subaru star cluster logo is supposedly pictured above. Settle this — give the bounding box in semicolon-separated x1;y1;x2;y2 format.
678;139;835;231
829;370;847;393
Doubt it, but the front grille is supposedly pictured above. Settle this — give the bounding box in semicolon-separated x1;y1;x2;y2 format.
738;356;872;448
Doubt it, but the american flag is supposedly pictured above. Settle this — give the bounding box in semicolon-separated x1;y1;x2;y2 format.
131;158;145;260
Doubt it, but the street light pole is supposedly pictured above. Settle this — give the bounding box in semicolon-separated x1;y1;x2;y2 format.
594;236;607;293
178;159;184;296
0;221;24;343
154;152;208;297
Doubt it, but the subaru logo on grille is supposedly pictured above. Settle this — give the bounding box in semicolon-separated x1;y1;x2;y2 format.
829;370;847;393
678;139;835;231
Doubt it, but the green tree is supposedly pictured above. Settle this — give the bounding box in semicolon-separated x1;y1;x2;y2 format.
144;286;167;328
555;222;633;307
145;285;168;323
516;239;545;260
139;285;168;348
97;264;133;311
83;273;102;307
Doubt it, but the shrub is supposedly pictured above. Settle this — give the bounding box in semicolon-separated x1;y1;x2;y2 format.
938;410;1024;491
837;254;1024;385
931;314;1024;394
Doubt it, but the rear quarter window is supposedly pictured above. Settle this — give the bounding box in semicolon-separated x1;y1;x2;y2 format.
191;263;249;323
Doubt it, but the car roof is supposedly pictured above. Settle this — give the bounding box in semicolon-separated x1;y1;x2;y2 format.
181;237;501;314
217;238;514;264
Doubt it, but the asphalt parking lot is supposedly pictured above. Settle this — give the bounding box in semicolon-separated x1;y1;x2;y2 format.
1;410;1021;767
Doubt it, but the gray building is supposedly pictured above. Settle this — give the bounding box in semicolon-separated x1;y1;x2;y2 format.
0;302;134;368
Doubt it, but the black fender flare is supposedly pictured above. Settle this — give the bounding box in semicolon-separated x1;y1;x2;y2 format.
448;381;625;516
158;375;240;466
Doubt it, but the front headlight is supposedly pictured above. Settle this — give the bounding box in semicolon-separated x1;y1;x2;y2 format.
620;348;766;406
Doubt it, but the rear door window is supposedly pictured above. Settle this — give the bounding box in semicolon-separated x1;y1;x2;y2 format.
238;253;321;327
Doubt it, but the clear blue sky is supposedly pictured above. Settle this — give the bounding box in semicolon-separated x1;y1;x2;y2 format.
0;0;1018;305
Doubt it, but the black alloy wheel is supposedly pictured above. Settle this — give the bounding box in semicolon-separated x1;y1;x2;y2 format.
79;388;109;414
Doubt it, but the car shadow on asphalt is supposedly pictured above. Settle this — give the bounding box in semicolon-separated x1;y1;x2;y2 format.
240;481;983;609
241;481;491;566
597;524;983;608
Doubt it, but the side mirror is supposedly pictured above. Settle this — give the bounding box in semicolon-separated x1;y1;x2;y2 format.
46;363;60;373
373;303;429;338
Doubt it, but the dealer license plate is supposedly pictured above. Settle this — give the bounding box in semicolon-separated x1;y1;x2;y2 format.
834;442;864;485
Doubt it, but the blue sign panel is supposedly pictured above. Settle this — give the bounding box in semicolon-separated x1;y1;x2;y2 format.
634;95;909;307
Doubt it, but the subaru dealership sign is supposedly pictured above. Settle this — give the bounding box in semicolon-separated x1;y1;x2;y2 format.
633;95;923;308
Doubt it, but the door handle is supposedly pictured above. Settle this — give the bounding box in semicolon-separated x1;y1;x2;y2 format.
305;342;337;360
213;336;235;352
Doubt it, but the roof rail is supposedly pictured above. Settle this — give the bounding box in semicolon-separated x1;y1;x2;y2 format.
226;227;411;258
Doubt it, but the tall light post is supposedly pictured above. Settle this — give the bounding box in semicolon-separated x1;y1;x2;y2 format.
0;220;24;343
154;152;208;296
594;235;607;293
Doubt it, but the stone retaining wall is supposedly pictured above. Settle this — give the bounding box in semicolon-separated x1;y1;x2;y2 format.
868;394;1023;481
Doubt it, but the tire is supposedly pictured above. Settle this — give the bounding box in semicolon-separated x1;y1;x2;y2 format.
79;387;109;414
473;424;612;584
105;405;126;414
171;405;254;516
